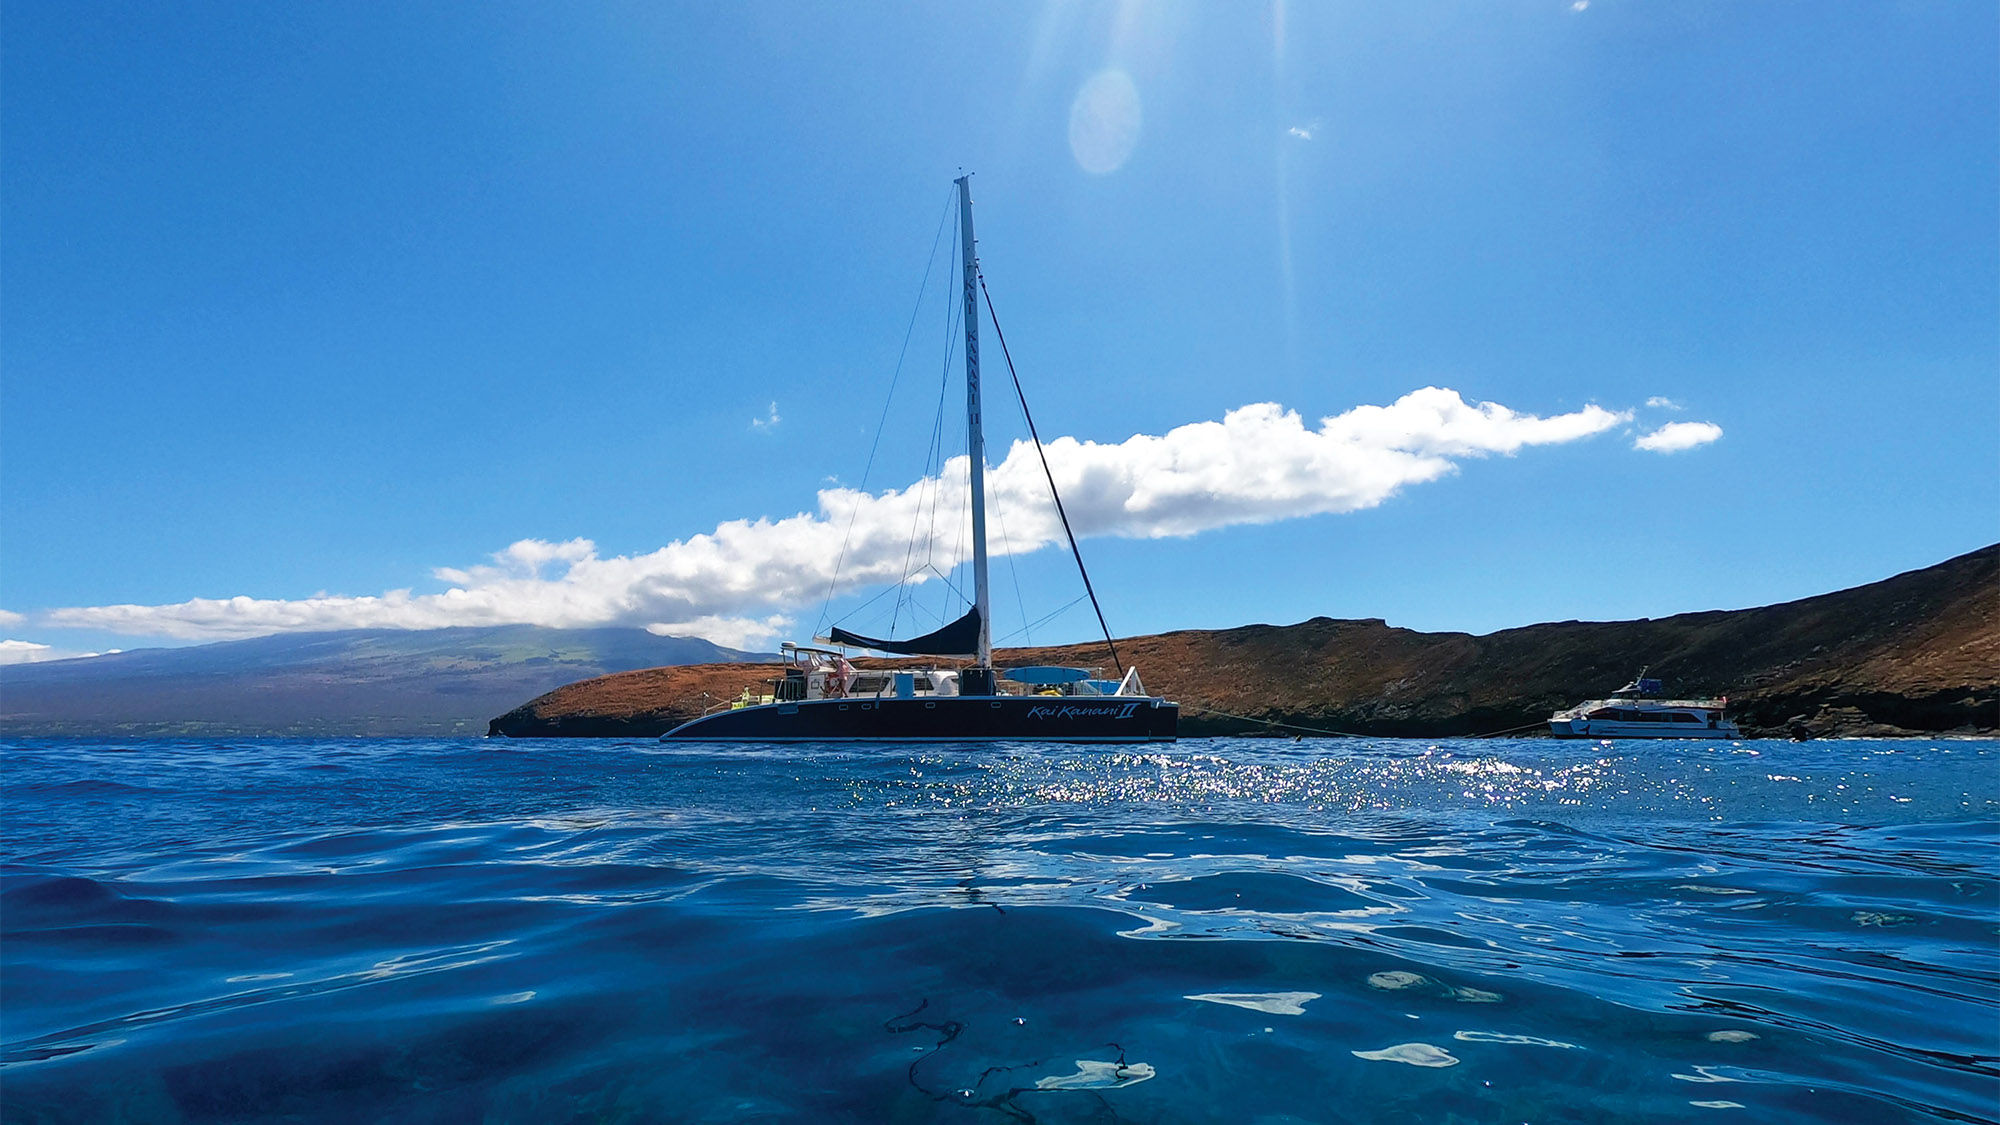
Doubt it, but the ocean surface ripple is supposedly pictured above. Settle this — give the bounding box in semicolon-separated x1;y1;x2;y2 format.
3;736;1995;1123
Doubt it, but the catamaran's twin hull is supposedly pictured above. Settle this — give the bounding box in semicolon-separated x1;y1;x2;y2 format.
661;696;1179;742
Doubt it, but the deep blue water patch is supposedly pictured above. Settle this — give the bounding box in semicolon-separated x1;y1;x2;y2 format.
2;736;1995;1122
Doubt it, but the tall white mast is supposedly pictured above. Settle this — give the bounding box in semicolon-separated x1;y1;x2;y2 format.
957;174;993;670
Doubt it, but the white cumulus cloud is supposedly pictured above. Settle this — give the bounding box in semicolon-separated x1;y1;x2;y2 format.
1634;420;1723;453
750;401;781;430
40;388;1628;647
1645;396;1682;410
0;639;102;665
645;616;793;651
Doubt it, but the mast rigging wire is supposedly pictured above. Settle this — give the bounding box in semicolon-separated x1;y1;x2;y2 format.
995;594;1090;644
989;480;1033;646
894;302;958;636
817;188;958;637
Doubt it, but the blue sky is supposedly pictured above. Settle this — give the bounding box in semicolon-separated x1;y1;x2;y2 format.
3;1;1995;661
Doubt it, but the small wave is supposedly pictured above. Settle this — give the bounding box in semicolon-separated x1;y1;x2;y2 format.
2;939;515;1067
0;872;181;936
15;778;164;797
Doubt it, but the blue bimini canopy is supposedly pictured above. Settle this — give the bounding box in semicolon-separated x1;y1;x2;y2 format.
1003;665;1092;685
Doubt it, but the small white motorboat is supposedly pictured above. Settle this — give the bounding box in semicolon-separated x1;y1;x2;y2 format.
1549;670;1741;739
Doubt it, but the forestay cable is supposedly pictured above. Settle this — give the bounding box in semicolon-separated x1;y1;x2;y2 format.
978;274;1123;676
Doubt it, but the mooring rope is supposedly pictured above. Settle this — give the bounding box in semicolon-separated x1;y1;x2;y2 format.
1181;705;1369;738
1185;706;1550;740
1472;719;1550;739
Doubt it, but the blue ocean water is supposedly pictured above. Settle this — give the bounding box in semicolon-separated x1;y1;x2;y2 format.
2;737;1995;1124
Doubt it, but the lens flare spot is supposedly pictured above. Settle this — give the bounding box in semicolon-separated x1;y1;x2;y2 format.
1069;70;1142;175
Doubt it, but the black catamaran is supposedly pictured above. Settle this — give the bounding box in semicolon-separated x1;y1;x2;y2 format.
661;177;1178;743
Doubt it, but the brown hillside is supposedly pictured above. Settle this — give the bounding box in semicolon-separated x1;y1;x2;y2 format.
489;544;1998;738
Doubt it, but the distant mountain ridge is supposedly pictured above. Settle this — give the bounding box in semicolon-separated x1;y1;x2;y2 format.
0;626;770;736
489;545;1998;739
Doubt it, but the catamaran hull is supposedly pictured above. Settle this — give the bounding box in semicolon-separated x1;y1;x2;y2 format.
1549;719;1742;739
661;695;1179;743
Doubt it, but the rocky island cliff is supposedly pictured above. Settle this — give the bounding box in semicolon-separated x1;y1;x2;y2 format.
489;545;1998;739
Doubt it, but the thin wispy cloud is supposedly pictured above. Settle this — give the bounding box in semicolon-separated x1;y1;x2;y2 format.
42;388;1634;648
1645;396;1682;410
1287;120;1322;141
1634;420;1723;453
750;401;781;430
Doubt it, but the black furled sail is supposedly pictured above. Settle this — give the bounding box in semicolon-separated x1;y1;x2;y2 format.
826;607;980;659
